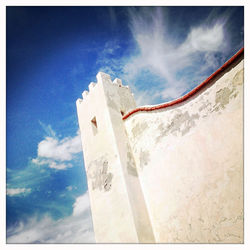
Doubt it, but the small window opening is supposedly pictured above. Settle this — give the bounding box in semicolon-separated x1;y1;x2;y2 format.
121;110;125;116
91;117;98;135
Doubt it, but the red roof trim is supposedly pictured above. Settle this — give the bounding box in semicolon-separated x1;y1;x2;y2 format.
123;47;244;120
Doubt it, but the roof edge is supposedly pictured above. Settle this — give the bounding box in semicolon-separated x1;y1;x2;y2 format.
123;47;244;120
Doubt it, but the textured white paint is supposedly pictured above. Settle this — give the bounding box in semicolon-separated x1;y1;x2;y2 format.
76;56;243;243
124;58;243;243
76;72;154;243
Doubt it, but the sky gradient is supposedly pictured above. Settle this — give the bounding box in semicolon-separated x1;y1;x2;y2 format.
6;6;244;243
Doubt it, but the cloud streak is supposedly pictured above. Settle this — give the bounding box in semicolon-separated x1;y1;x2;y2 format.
7;192;95;243
97;7;232;105
125;7;227;102
38;120;57;138
7;188;31;196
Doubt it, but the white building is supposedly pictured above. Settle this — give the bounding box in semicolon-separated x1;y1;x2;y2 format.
76;48;243;243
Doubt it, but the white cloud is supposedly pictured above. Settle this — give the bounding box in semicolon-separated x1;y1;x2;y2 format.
73;192;91;217
32;158;71;170
38;133;82;161
184;23;224;52
7;192;95;243
97;7;229;105
32;128;82;170
49;161;70;170
7;188;31;196
125;7;227;102
66;185;73;191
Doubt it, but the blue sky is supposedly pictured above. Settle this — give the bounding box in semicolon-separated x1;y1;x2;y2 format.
6;6;243;243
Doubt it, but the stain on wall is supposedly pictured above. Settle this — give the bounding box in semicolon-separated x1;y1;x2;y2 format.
87;157;113;192
123;59;243;243
107;93;118;111
212;69;242;112
194;68;243;116
140;150;150;170
127;148;138;177
214;87;231;111
198;100;212;113
156;111;200;143
132;122;148;138
232;69;243;87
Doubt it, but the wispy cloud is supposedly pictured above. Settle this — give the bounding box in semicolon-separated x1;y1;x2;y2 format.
97;7;232;106
7;161;51;194
7;192;95;243
7;188;31;197
32;127;82;170
66;185;73;191
124;7;228;103
96;40;124;78
38;120;57;138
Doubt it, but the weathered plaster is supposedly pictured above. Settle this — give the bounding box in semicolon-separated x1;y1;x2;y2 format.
87;157;113;192
107;93;118;111
124;59;243;243
156;111;200;141
76;56;243;243
214;87;232;110
76;72;140;243
140;150;150;170
127;150;138;177
132;122;148;138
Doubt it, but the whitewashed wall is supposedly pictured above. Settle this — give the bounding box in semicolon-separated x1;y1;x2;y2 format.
76;73;155;243
124;58;243;243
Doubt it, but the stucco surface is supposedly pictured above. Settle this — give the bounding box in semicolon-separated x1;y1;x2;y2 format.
124;59;243;243
76;73;139;242
76;73;155;243
77;55;243;243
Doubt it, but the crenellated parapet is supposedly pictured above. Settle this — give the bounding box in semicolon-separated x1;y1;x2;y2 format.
76;72;132;106
76;48;244;243
75;71;152;243
96;71;130;89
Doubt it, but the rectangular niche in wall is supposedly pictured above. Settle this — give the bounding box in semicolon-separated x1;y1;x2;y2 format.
91;116;98;136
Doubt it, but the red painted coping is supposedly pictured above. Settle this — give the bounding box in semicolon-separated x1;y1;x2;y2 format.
123;47;244;120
